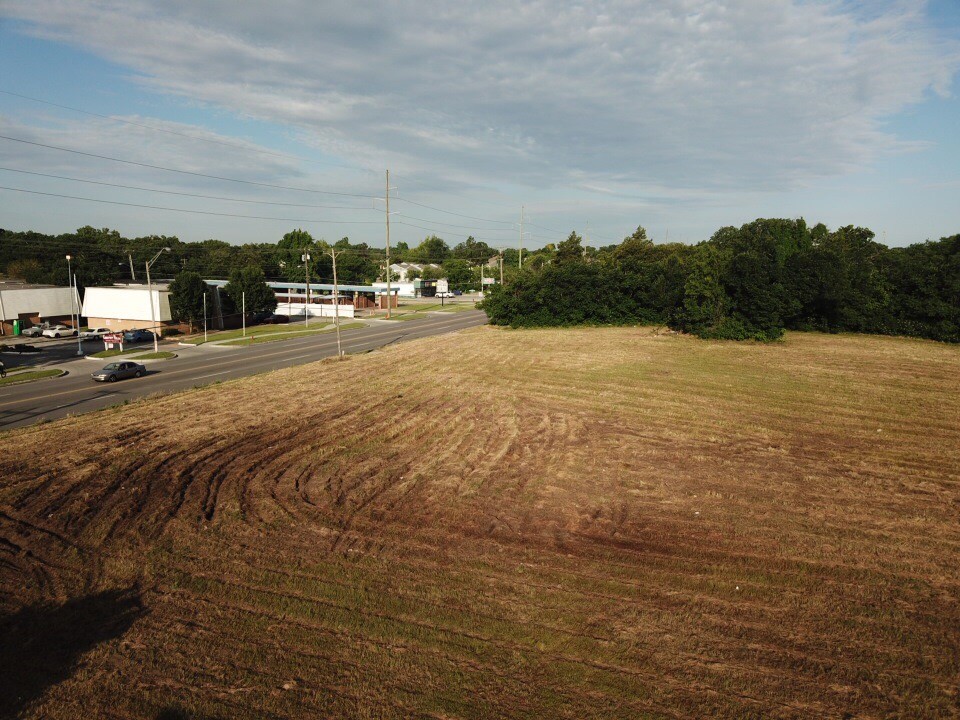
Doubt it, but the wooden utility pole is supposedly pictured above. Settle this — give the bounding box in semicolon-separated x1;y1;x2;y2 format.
127;253;136;281
519;205;524;269
303;248;311;327
385;169;392;319
499;250;504;285
330;248;343;357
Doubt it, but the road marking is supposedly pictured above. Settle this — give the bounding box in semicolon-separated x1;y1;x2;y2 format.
192;370;232;380
0;313;486;409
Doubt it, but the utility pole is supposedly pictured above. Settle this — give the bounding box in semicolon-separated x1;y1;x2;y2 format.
385;169;393;319
519;205;524;269
499;250;504;285
127;253;136;281
330;248;343;358
242;291;246;337
480;258;484;296
145;247;170;353
203;291;208;343
302;248;311;327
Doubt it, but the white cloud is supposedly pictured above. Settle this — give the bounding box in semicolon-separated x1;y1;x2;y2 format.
1;0;958;242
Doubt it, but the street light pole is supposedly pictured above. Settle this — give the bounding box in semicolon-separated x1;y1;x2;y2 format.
145;247;171;353
65;255;82;355
72;272;83;356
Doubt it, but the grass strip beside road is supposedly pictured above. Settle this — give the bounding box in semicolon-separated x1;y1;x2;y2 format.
183;322;325;345
134;352;177;360
91;346;155;358
219;323;364;346
0;369;63;386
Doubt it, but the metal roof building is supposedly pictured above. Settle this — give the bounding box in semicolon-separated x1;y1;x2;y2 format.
204;280;398;295
0;283;80;336
81;286;172;332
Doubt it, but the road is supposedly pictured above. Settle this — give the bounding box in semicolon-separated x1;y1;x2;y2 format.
0;310;487;431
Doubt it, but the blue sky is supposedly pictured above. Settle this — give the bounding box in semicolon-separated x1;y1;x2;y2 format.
1;0;958;250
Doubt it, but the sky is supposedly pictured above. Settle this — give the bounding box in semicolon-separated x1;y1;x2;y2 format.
0;0;958;250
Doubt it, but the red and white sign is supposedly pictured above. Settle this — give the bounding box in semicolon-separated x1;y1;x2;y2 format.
104;333;124;351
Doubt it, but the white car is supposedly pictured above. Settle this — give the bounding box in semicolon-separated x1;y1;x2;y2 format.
41;325;77;338
80;327;111;340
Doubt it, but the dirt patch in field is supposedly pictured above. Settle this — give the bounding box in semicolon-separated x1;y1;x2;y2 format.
1;326;958;719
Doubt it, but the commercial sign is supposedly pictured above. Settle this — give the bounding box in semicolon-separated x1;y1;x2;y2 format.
104;333;123;350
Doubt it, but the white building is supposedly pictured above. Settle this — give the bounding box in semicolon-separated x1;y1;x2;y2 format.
81;285;173;332
372;281;416;298
0;283;80;336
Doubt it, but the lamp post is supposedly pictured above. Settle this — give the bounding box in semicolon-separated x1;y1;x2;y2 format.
145;247;171;353
65;255;83;356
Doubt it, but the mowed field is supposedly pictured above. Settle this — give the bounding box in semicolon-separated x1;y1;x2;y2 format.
1;326;958;719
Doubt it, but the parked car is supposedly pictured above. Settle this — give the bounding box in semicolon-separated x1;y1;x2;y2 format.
80;327;111;340
435;291;455;298
123;329;155;343
42;325;77;338
91;361;146;382
250;310;274;324
20;323;49;337
261;314;290;324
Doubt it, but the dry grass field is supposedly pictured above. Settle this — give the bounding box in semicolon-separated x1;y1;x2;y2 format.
1;326;958;719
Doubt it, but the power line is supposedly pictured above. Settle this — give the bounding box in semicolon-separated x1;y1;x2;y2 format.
0;167;379;211
0;185;384;224
392;196;515;225
0;88;371;174
0;134;380;199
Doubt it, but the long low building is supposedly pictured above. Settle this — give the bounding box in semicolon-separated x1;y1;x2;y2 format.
0;283;80;336
81;285;173;332
205;280;398;310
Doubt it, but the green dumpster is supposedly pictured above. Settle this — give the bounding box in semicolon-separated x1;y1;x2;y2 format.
12;320;20;336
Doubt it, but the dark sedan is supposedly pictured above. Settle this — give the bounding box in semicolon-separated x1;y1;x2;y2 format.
91;361;146;382
123;329;155;343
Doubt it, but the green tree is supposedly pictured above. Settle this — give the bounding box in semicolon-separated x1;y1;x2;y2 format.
411;235;450;264
223;266;277;315
420;265;444;281
168;271;209;333
451;236;494;265
5;258;47;284
555;232;585;265
442;259;474;291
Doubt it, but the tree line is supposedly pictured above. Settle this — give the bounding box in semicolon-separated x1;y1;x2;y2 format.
0;226;508;292
480;220;960;343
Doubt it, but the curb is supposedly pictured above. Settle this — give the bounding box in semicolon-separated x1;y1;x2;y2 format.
0;368;68;387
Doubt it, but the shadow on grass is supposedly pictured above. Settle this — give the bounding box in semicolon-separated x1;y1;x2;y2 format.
0;587;144;717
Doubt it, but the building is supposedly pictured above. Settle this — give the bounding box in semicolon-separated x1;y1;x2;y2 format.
389;262;442;282
81;285;173;332
372;281;416;298
0;283;80;336
204;280;399;319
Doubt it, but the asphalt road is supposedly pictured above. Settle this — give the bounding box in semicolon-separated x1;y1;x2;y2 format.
0;310;487;432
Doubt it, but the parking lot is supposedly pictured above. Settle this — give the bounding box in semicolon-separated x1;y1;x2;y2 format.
0;334;92;370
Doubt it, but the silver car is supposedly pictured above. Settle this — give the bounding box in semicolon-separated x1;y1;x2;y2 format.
91;361;146;382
